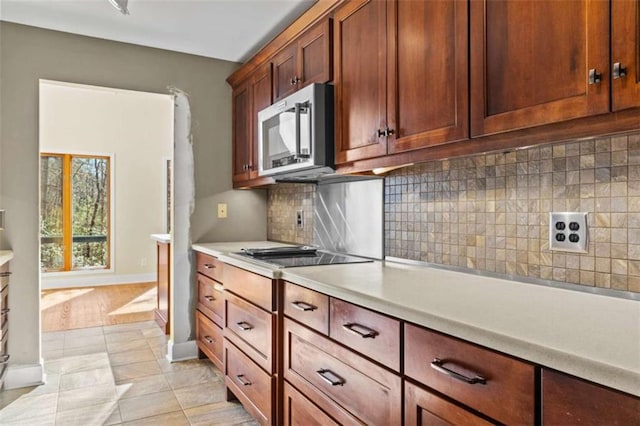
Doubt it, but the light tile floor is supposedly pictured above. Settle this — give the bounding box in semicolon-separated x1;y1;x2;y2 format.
0;320;257;425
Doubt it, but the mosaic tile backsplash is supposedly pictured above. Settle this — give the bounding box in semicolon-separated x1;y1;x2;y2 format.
267;183;315;245
268;131;640;293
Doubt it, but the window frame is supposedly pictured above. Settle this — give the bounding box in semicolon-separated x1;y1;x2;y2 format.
40;152;115;274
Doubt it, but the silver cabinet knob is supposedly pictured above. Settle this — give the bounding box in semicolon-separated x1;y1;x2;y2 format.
613;62;627;79
588;68;602;85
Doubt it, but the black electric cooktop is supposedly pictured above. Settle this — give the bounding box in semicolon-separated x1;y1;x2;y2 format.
235;246;373;268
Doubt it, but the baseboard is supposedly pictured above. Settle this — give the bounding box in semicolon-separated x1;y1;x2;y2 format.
41;273;156;289
167;339;198;362
4;361;44;390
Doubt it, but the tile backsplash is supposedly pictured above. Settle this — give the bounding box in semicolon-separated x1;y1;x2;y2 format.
268;131;640;293
267;183;314;245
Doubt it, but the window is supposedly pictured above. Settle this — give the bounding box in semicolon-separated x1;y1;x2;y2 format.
40;153;111;272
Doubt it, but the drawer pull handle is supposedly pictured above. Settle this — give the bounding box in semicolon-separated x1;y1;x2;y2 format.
203;336;214;344
343;323;378;339
204;295;215;302
431;358;487;385
235;321;253;331
0;308;9;315
0;272;11;277
203;264;216;269
291;301;317;312
236;374;252;386
0;354;9;365
316;369;345;386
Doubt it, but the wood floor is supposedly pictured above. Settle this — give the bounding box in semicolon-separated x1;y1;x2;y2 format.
41;282;157;332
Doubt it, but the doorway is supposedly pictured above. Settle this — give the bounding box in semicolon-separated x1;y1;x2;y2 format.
38;80;174;334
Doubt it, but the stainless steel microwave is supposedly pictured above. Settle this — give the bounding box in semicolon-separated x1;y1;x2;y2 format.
257;83;334;177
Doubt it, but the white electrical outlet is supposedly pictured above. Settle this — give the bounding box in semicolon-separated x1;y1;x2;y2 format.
140;258;148;267
549;212;588;253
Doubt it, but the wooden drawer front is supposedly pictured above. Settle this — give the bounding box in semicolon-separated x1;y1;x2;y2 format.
283;381;346;426
197;274;224;326
225;292;274;373
283;318;401;425
329;298;400;372
542;369;640;425
283;281;329;335
223;263;275;311
224;340;273;426
405;381;493;426
195;311;223;371
195;252;223;281
404;323;534;425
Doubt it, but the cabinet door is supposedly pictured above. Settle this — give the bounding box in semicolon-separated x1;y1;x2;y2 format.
232;81;250;183
387;0;468;154
470;0;610;137
405;381;493;426
299;19;333;88
612;0;640;111
273;44;298;102
334;0;388;164
249;62;273;179
542;369;640;425
283;382;341;426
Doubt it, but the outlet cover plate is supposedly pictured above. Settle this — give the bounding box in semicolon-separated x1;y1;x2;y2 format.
549;212;588;253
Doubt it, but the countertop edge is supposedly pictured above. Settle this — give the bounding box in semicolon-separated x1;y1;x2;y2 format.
150;234;171;244
0;250;14;267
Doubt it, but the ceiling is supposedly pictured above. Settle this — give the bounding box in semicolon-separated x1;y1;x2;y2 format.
0;0;316;63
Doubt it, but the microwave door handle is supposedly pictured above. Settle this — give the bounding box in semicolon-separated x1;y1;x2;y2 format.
295;102;301;159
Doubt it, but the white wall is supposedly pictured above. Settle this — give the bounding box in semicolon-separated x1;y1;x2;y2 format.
39;81;173;285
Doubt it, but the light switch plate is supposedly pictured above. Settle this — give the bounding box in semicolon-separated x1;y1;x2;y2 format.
549;212;588;253
217;203;227;219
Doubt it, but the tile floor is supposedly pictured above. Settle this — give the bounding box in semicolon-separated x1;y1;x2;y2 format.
0;320;257;425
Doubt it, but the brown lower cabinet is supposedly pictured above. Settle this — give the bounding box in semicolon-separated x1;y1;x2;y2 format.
283;317;402;425
404;381;493;426
542;369;640;425
195;310;223;371
194;256;639;426
154;241;170;334
225;340;275;425
283;382;341;426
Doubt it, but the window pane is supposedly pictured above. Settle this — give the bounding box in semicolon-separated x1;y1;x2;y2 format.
40;156;64;271
71;157;109;269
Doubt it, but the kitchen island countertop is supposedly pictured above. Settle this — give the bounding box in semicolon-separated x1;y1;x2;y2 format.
193;241;640;397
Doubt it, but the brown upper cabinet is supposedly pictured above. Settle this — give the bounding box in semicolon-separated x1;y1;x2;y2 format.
612;0;640;111
470;0;611;137
232;62;272;184
232;80;251;184
334;0;468;164
272;19;333;102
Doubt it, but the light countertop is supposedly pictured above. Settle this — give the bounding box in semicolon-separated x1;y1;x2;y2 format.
0;250;13;267
150;234;171;244
192;241;640;397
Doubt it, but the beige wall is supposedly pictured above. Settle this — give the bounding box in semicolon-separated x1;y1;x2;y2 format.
0;22;267;380
39;81;173;282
